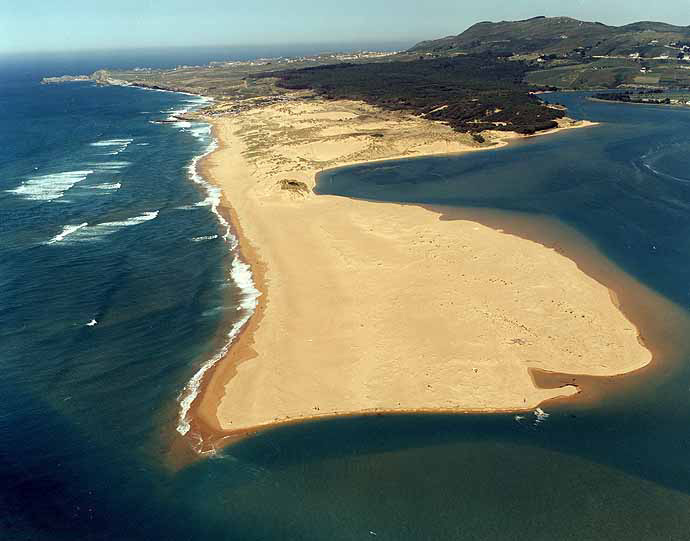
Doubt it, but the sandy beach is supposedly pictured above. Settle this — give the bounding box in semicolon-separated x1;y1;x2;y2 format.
193;96;649;435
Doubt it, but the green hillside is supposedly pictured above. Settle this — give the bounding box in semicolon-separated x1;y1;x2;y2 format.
410;16;690;58
410;16;690;89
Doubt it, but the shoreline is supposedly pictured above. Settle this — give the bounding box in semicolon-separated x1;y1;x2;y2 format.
178;95;672;452
182;97;504;448
588;96;690;108
190;191;690;451
173;112;263;440
429;205;690;408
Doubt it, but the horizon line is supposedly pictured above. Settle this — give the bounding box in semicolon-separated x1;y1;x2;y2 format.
0;39;419;58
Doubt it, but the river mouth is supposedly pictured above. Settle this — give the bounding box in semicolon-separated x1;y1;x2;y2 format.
178;91;690;539
7;77;690;540
308;92;690;500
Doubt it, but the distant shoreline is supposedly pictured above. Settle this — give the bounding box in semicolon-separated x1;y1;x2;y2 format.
588;96;690;108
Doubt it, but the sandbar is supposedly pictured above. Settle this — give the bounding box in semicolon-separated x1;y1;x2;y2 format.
193;97;648;435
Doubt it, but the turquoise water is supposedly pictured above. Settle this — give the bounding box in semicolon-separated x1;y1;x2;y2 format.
4;59;690;540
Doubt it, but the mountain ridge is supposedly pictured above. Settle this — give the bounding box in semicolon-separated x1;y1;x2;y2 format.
410;16;690;57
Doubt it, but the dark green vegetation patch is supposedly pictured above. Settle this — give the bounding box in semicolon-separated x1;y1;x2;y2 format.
261;56;564;134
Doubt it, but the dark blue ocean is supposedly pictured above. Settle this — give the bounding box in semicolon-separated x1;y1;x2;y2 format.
4;49;690;541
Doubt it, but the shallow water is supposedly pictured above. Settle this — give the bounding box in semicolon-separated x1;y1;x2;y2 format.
4;63;690;540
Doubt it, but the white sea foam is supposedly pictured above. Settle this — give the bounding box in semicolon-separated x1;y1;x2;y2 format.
47;222;89;244
90;182;122;190
156;94;214;128
88;162;131;172
175;126;261;439
90;138;133;147
175;267;260;436
162;106;190;125
191;235;218;242
189;124;212;140
53;211;159;243
7;170;94;201
534;407;549;424
142;91;250;440
79;211;158;237
91;138;133;156
193;187;220;208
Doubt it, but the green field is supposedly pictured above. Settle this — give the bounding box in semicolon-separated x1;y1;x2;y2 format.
526;58;690;89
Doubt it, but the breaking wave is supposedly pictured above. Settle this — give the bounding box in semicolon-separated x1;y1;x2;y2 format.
161;95;213;128
175;257;260;436
91;138;133;156
175;114;261;439
88;162;131;172
7;170;94;201
88;182;122;191
49;211;159;244
90;138;133;147
534;408;549;425
46;222;89;244
191;235;219;242
188;124;212;140
124;89;252;440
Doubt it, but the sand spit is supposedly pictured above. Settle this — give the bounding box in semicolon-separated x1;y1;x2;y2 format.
193;97;644;435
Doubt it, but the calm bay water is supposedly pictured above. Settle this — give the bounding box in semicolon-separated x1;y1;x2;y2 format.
4;54;690;540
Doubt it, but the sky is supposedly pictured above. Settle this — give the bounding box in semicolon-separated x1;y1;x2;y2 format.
2;0;690;54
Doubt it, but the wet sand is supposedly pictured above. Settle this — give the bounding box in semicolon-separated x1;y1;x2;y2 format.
188;97;655;442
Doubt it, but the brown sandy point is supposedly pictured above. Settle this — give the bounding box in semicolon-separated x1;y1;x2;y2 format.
169;97;687;455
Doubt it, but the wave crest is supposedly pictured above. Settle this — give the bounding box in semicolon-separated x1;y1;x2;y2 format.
7;170;94;201
48;211;159;244
175;121;260;439
90;182;122;191
46;222;89;244
90;139;133;155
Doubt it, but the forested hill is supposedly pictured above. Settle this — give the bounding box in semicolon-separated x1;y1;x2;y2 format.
410;16;690;57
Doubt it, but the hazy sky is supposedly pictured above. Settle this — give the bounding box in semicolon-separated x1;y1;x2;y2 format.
2;0;689;54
